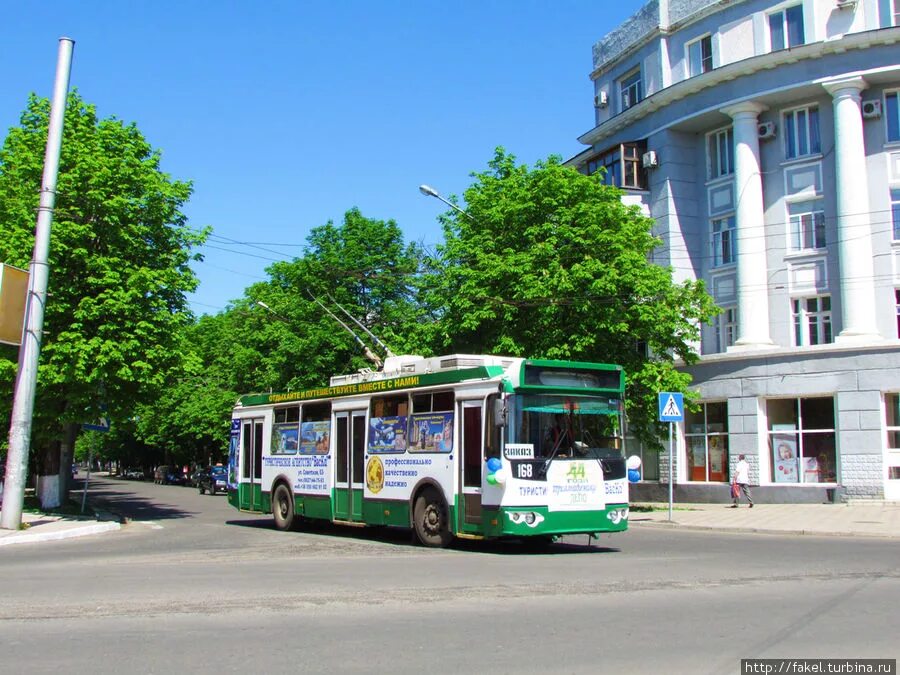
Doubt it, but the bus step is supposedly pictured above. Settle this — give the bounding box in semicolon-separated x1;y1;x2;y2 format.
455;533;485;541
332;519;366;528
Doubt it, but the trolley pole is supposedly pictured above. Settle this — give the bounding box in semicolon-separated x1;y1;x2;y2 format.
1;37;74;530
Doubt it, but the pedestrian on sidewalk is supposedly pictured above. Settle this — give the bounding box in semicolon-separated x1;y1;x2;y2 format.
731;454;753;508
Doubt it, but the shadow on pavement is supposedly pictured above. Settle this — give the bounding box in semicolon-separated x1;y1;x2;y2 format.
225;515;620;555
82;479;196;522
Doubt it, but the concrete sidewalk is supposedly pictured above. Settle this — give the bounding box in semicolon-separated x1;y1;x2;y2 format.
630;501;900;539
0;509;121;547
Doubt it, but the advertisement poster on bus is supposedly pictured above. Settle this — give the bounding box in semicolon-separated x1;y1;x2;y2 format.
368;416;408;453
227;419;240;489
299;421;330;454
271;424;299;454
408;412;453;453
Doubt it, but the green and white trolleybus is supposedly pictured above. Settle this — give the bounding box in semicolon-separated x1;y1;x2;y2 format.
227;354;629;546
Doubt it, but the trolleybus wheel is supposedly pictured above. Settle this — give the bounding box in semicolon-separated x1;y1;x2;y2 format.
272;483;295;532
413;488;451;548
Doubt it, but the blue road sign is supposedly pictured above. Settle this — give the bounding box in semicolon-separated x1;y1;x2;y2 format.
658;392;684;422
82;417;110;433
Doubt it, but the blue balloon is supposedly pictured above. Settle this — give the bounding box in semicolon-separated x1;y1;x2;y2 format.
627;468;641;483
486;457;502;472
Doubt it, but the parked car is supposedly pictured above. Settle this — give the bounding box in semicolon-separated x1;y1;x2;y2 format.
188;468;205;487
154;465;186;485
198;466;228;495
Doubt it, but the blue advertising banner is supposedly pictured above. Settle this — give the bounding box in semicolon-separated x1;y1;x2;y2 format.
368;415;408;453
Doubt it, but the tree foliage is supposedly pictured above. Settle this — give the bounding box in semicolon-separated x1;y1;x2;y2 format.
422;149;719;444
0;92;205;472
127;208;428;467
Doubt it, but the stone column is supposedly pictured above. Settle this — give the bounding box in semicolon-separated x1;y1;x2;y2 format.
722;101;775;350
823;76;881;342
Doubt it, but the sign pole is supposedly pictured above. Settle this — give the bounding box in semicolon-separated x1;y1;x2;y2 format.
668;421;674;522
80;435;94;514
658;391;684;525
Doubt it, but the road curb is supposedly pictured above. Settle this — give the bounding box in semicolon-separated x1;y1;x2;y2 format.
0;521;120;547
630;519;900;540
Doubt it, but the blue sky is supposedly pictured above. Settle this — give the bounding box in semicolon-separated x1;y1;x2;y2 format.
0;1;644;315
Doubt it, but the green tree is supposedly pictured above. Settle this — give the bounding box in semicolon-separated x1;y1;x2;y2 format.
0;92;205;504
423;148;719;445
248;207;429;388
129;208;427;469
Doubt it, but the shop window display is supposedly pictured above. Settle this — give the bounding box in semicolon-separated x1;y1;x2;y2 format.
684;402;729;482
767;397;836;484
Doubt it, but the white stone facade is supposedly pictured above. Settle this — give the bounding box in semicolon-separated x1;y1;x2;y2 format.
568;0;900;502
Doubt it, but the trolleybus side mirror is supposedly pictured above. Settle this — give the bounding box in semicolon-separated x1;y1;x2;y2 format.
493;399;507;427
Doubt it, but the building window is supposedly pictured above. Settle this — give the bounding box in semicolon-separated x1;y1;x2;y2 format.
887;91;900;142
684;402;729;482
784;106;820;159
715;307;736;352
792;296;832;346
619;69;642;111
712;215;736;267
624;435;659;481
895;290;900;337
892;189;900;240
687;35;713;78
788;200;825;251
707;127;734;179
880;0;900;27
585;142;646;189
886;393;900;449
768;398;836;484
769;4;805;51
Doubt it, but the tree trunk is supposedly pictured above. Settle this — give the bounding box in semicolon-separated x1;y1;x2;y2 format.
57;422;79;505
36;440;62;509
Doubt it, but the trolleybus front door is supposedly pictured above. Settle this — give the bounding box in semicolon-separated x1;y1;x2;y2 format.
240;418;264;511
459;400;483;527
334;409;366;522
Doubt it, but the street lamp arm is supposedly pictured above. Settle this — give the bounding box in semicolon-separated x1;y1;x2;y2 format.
418;184;475;221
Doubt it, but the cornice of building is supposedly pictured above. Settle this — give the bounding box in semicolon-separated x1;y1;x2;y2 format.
577;26;900;150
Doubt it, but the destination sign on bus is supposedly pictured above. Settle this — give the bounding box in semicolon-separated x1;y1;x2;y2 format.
504;443;535;459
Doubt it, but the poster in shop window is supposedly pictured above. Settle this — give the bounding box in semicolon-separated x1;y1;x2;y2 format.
773;434;799;483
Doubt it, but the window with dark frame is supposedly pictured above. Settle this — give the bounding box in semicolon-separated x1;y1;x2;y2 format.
584;142;647;190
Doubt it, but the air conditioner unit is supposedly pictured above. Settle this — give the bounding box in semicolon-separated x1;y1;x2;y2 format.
758;122;776;140
642;150;659;168
594;91;609;109
835;0;858;9
862;99;882;119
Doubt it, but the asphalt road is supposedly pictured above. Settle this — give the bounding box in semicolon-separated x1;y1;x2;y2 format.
1;475;897;674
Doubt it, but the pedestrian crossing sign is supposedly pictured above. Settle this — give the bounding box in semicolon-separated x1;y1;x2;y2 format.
658;392;684;422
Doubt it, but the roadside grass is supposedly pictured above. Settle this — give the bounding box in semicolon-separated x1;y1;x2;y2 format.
22;493;97;518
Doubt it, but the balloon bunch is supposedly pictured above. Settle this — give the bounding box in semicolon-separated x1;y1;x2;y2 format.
626;455;642;483
485;457;508;485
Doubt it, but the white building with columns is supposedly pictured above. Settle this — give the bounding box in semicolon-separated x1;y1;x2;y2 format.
567;0;900;501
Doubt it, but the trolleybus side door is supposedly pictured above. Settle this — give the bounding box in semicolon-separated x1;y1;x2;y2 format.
459;400;483;527
240;418;264;511
334;409;366;521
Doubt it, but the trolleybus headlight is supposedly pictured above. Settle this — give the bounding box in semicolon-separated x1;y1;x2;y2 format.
525;512;536;525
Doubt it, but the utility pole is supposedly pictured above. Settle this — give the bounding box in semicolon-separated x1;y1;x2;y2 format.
1;38;75;530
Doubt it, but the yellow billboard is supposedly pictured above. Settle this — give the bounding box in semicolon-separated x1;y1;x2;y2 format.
0;263;29;346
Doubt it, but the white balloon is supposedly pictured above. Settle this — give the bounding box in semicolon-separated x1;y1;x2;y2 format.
493;468;509;484
626;455;642;470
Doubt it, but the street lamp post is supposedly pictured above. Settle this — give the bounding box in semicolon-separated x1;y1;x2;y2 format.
1;38;75;530
418;184;475;221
